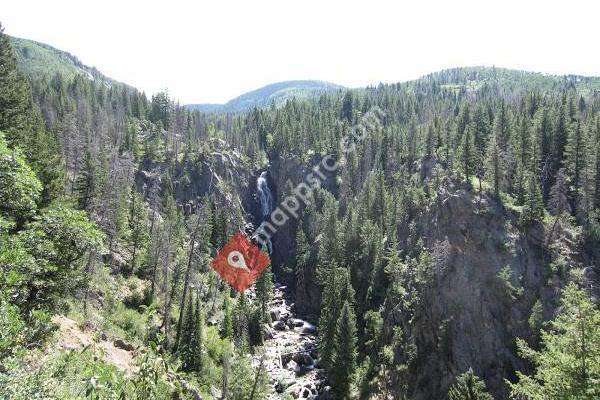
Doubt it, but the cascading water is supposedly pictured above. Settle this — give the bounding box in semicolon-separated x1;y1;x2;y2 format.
251;170;322;399
254;170;274;254
257;171;274;218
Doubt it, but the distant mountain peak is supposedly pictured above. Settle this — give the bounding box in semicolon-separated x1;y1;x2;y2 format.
186;80;344;113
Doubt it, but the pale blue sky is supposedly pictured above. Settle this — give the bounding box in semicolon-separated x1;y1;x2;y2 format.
2;0;599;104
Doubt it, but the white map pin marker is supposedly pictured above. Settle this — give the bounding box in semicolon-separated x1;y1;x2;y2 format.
227;250;249;271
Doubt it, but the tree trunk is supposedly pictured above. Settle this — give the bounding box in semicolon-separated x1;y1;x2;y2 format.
175;216;202;348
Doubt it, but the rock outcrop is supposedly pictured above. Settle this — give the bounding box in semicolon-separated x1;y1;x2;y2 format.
382;181;580;399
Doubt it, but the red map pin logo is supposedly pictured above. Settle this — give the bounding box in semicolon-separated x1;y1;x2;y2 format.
210;232;271;292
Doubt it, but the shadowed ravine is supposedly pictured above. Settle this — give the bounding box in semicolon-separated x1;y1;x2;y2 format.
251;169;324;398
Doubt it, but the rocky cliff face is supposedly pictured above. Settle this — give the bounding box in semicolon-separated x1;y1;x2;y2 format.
265;155;337;314
383;181;579;399
136;138;264;233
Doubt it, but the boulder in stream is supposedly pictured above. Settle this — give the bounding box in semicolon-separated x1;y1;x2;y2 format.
272;320;287;331
275;378;295;393
269;308;280;321
301;323;317;334
293;351;314;367
291;318;305;328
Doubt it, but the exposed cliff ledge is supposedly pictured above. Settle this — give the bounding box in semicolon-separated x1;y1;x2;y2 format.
381;180;581;400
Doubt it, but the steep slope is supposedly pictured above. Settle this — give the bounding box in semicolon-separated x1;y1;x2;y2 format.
9;36;124;86
383;181;580;399
186;80;343;112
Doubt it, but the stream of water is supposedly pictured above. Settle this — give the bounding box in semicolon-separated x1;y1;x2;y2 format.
252;170;324;399
260;282;323;399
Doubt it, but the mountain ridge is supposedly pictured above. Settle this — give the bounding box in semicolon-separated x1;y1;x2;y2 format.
9;36;600;114
185;80;344;113
9;35;129;88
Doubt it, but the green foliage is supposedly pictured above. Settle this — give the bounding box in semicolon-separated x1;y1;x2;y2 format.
458;116;477;184
0;290;24;359
332;300;358;399
318;267;355;371
484;133;506;198
509;283;600;399
4;22;600;400
233;293;251;351
226;351;268;400
363;308;383;354
221;295;234;340
187;80;342;113
521;173;545;224
10;36;117;83
0;347;125;400
448;368;493;400
0;133;42;221
0;205;104;312
126;186;149;274
528;300;544;343
23;206;105;269
126;345;186;399
255;265;273;324
179;293;205;372
107;304;146;342
74;150;104;212
496;265;523;302
0;26;32;140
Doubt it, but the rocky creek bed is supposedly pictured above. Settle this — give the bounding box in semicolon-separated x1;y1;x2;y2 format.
256;282;330;399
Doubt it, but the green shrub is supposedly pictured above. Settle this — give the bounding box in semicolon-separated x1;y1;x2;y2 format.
0;293;24;359
107;305;145;342
496;265;523;302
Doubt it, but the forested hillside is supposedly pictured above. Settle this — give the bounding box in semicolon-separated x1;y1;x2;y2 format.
1;22;599;400
9;35;123;84
186;80;343;113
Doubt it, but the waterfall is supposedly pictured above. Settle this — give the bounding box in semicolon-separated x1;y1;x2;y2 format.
254;171;274;254
257;171;273;218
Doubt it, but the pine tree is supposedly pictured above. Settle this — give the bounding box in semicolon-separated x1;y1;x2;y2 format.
458;125;477;185
536;109;554;196
447;368;493;400
0;25;63;202
472;106;490;156
510;284;600;399
318;268;340;370
332;300;358;399
0;23;31;141
233;293;250;351
484;133;506;198
190;294;204;372
553;99;569;174
522;172;544;224
221;295;234;339
565;121;587;197
549;168;569;216
179;292;196;371
528;300;543;344
317;193;340;279
341;91;354;123
574;124;595;225
547;168;570;243
318;267;355;372
74;150;102;212
254;265;273;323
495;101;512;150
295;225;309;273
127;186;149;274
